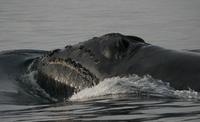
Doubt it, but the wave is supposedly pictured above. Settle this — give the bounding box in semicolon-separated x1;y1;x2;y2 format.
22;70;200;102
19;71;58;103
0;50;50;105
70;75;200;101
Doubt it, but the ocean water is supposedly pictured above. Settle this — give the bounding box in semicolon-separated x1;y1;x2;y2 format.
1;0;200;121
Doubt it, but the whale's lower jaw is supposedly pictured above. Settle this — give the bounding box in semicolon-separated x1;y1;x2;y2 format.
35;57;99;100
37;72;75;100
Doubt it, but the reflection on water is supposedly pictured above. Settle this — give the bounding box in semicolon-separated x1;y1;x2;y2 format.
1;97;200;121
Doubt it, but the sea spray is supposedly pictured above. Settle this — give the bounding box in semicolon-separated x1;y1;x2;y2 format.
70;75;200;101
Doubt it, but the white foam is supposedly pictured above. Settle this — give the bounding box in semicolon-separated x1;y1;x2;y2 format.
174;89;199;99
70;74;200;101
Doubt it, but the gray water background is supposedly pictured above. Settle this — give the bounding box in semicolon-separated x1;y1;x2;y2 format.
0;0;200;51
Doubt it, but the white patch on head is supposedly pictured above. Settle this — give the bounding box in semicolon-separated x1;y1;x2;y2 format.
102;47;112;59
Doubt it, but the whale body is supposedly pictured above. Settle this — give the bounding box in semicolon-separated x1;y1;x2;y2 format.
31;33;200;99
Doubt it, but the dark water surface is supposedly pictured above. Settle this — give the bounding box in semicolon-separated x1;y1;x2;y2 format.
1;0;200;122
1;97;200;122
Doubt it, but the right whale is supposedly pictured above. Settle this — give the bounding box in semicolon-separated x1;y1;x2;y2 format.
34;33;200;99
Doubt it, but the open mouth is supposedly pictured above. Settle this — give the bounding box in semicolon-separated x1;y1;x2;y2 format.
35;56;99;100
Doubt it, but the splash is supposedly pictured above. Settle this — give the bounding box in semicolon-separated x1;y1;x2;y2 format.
21;68;200;102
70;75;200;101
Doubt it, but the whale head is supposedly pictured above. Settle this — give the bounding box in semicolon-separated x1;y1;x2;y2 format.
34;33;148;100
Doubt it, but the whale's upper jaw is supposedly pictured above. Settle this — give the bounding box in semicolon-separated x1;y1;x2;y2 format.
57;33;147;60
42;33;148;78
49;33;148;74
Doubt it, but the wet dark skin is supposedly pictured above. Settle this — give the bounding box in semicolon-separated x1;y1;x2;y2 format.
35;33;200;99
